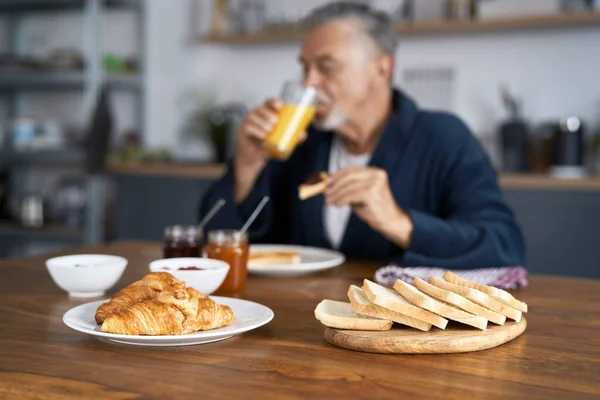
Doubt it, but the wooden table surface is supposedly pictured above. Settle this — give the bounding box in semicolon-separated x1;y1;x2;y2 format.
1;241;599;400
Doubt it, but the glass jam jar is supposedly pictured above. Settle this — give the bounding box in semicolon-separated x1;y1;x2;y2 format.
163;225;202;258
204;230;249;293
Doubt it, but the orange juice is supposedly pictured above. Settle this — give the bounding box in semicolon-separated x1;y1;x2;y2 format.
264;104;316;160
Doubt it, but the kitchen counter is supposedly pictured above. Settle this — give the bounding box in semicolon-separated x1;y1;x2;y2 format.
499;173;600;191
109;162;227;179
110;162;600;191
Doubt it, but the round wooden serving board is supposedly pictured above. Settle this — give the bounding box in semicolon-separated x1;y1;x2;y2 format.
324;317;527;354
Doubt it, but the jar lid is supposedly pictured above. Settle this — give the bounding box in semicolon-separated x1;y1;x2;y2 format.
165;225;184;238
207;229;247;245
165;225;202;239
185;226;201;239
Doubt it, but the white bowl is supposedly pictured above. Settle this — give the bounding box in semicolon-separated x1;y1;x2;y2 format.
46;254;128;298
149;257;229;295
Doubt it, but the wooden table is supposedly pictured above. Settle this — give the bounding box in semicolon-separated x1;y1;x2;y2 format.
1;241;599;399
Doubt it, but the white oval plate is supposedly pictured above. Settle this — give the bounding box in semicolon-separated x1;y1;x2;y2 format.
63;297;274;347
248;244;345;277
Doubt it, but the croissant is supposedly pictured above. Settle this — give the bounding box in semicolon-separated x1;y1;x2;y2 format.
100;282;235;335
95;272;183;324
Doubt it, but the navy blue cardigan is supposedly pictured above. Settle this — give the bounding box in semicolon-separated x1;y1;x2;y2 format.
200;90;526;268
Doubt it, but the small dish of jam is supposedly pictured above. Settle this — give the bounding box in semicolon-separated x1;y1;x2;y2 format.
149;257;230;295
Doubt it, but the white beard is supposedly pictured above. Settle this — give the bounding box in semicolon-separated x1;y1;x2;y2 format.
313;92;348;131
314;106;347;131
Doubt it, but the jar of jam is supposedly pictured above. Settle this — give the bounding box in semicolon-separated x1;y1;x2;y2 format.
163;225;202;258
205;230;249;293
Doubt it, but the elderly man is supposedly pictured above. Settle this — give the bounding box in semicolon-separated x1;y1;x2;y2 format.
200;2;525;268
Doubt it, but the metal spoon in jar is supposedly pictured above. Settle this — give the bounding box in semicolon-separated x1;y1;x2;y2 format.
198;198;226;231
239;196;270;235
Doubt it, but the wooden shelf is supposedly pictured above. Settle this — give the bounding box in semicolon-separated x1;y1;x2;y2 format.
0;0;140;13
205;26;300;45
0;222;84;243
202;12;600;45
500;174;600;191
0;72;142;92
0;149;85;166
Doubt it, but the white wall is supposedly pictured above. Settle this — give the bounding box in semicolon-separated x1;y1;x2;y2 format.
171;0;600;164
394;29;600;163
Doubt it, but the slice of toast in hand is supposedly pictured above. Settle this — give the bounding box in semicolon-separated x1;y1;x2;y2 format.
314;299;392;331
428;276;522;322
298;172;328;200
348;285;432;332
362;279;448;329
413;277;506;325
443;271;528;313
393;280;488;330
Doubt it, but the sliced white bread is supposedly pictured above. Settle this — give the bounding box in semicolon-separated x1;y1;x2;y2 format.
443;271;528;313
347;285;432;332
429;276;522;322
393;280;488;330
413;277;506;325
362;279;448;329
314;299;392;331
248;251;301;266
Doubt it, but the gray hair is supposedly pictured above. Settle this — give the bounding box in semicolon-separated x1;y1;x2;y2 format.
302;2;398;56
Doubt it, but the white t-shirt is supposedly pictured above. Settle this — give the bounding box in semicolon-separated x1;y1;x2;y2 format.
324;136;371;249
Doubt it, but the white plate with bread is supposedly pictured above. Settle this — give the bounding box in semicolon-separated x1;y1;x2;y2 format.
248;244;345;277
63;272;274;347
64;296;274;347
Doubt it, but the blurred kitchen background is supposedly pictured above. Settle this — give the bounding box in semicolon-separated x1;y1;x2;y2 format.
0;0;599;278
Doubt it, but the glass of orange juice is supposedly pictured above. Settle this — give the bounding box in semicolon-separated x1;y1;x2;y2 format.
263;81;317;160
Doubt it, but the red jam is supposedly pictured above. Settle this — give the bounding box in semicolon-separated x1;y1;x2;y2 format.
162;266;206;271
